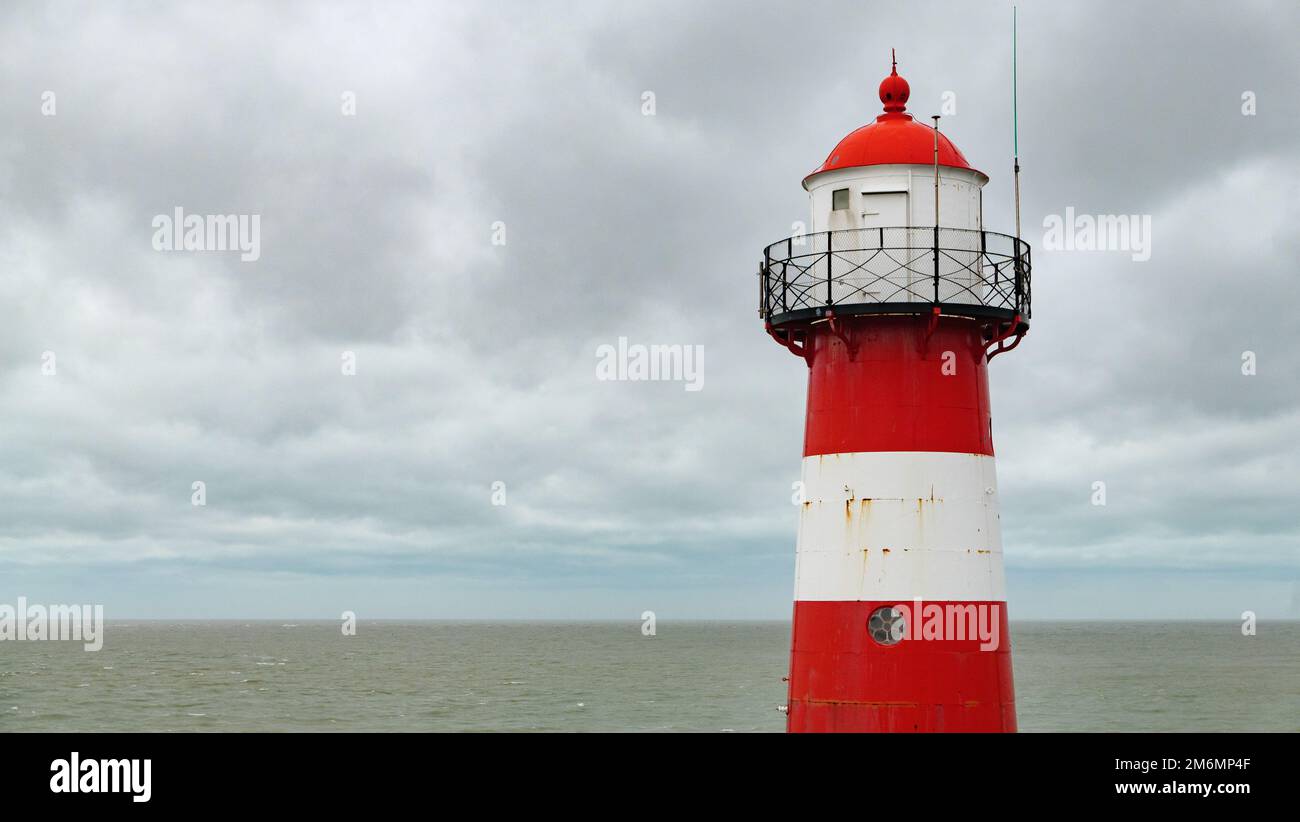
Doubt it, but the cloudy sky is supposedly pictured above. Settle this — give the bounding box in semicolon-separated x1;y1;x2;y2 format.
1;0;1296;619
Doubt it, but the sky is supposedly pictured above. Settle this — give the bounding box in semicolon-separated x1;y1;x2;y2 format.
0;0;1296;619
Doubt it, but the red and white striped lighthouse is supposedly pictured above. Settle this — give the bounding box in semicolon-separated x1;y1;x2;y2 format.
760;57;1031;732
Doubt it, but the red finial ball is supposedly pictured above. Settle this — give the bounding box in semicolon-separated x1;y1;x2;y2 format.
879;58;909;114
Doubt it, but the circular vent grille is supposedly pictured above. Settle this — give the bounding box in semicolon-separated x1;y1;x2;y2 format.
868;606;906;646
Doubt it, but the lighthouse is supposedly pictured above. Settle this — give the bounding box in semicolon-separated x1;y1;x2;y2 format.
760;57;1031;732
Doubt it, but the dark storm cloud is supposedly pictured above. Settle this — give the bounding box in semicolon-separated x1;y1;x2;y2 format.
0;0;1295;617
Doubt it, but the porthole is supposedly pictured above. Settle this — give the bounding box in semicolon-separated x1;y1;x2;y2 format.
868;606;906;645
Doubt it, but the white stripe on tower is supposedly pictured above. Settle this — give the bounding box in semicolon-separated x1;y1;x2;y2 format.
794;451;1005;602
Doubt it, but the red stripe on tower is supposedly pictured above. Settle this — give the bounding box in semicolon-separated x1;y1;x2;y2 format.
804;316;994;457
759;55;1031;733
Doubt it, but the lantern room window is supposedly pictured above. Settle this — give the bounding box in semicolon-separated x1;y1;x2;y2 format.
832;188;850;211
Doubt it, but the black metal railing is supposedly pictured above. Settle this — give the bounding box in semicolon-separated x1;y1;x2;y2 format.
759;227;1031;326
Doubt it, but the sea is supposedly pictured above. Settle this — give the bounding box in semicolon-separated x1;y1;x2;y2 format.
2;621;1296;732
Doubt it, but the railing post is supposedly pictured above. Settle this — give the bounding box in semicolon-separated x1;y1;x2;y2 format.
762;248;770;318
784;237;792;313
983;230;993;289
1026;247;1031;317
780;255;788;314
826;231;833;306
1014;241;1025;314
932;225;940;304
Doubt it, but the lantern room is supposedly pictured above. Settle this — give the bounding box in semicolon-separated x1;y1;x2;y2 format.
802;61;988;235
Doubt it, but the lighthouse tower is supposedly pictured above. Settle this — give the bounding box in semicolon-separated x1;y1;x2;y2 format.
759;58;1031;732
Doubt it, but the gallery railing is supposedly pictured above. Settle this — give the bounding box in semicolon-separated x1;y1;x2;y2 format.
759;226;1031;326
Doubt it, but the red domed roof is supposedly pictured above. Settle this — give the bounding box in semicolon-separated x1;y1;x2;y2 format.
803;58;982;188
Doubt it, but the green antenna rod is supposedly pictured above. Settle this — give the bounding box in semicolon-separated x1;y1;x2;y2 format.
1013;5;1022;239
